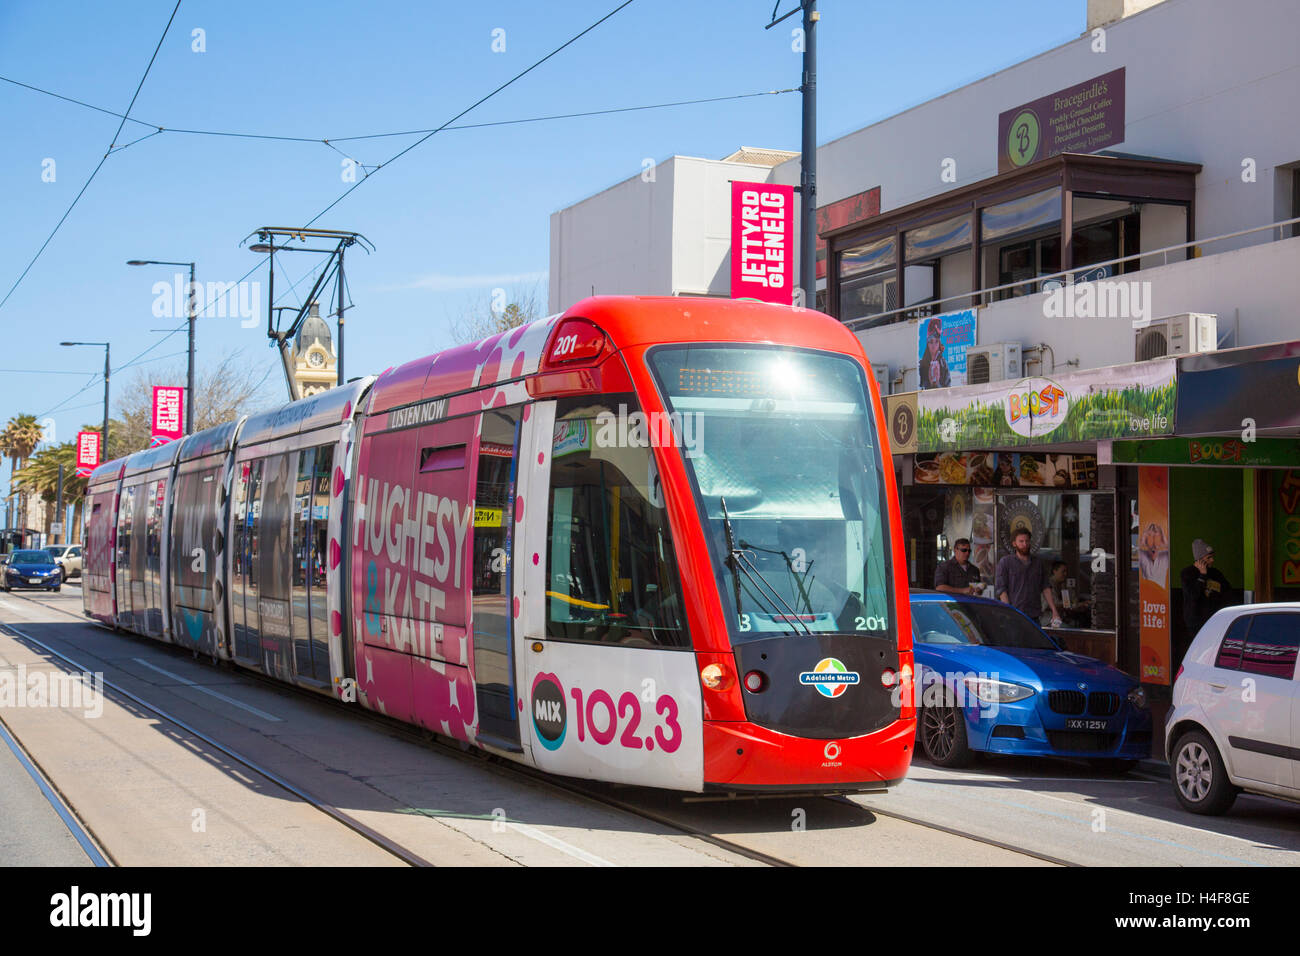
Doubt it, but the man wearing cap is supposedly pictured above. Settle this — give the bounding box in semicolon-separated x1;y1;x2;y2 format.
1179;539;1232;639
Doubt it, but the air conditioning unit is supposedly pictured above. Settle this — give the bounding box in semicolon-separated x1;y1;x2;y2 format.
964;343;1022;385
871;363;891;397
1134;313;1218;361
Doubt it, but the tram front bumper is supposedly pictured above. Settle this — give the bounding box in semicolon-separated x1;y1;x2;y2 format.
702;718;915;793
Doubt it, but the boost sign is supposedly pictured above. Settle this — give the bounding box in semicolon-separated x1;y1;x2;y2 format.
1005;378;1068;439
731;182;794;305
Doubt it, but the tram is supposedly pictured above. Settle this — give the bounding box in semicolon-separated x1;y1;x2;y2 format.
83;296;913;793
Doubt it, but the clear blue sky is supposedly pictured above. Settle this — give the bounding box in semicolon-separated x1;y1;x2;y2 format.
0;0;1085;456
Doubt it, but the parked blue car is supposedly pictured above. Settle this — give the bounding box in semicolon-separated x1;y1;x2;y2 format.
909;591;1151;771
3;549;63;593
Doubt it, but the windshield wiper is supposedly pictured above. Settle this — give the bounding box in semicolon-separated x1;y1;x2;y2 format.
720;498;813;636
740;540;816;614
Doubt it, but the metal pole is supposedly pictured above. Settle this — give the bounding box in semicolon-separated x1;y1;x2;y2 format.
187;261;196;435
102;343;110;461
55;463;63;545
800;0;818;309
336;244;346;386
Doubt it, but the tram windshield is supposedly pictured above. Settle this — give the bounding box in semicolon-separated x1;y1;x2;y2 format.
649;345;892;642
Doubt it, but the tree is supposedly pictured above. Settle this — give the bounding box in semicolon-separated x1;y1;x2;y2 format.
111;351;276;456
0;413;45;532
12;439;82;542
449;280;546;345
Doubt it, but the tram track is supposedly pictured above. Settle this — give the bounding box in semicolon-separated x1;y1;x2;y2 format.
5;590;1074;867
0;605;433;868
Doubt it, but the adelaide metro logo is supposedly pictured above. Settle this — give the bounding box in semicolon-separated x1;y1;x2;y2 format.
799;658;861;698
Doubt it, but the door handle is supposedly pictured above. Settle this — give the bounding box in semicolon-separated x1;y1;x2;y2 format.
1208;682;1227;690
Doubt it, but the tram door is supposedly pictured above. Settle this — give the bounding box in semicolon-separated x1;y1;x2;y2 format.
472;407;522;748
518;395;702;789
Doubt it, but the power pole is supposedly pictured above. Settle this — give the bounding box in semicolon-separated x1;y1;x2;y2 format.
766;1;819;308
55;463;64;545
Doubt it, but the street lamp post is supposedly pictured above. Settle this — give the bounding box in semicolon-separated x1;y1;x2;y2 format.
59;341;110;460
128;259;196;435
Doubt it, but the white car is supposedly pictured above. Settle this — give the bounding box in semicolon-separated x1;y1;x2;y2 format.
45;543;83;582
1165;603;1300;815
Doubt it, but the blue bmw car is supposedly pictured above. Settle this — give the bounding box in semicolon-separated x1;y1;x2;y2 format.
3;549;63;593
910;591;1151;771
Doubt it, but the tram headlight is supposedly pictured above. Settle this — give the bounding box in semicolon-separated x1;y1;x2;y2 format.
962;677;1035;704
701;663;733;691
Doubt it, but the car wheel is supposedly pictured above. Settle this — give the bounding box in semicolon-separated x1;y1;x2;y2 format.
1172;731;1238;815
1088;758;1139;774
920;705;974;767
52;585;61;593
60;567;67;583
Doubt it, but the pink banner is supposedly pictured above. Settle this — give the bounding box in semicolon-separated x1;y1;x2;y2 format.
75;431;101;477
151;386;185;446
731;181;794;305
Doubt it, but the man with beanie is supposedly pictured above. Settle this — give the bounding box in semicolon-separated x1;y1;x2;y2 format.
1180;539;1231;639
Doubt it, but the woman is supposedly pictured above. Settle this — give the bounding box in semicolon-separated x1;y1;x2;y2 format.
919;320;950;389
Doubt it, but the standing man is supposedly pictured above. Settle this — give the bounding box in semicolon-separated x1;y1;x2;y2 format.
1180;539;1231;639
996;528;1061;627
935;538;982;595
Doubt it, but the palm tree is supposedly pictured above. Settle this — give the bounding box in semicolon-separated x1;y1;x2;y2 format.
13;440;85;543
0;414;45;536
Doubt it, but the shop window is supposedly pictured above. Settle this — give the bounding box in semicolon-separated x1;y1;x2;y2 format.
903;480;1115;635
841;268;897;323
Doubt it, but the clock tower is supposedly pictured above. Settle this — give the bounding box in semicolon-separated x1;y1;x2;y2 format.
293;302;337;397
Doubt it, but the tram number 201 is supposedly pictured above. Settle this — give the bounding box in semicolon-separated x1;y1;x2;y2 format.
552;333;581;357
569;687;682;754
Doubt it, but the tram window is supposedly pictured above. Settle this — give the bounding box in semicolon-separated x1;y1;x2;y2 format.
649;346;892;640
257;453;295;670
116;485;134;617
145;479;163;632
171;467;219;612
545;395;689;649
234;459;263;661
308;444;333;678
292;448;315;679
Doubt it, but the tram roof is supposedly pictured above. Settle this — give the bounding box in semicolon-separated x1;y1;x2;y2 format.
238;375;375;448
364;296;866;416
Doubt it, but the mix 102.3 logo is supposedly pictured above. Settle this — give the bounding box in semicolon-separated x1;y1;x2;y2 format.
530;672;683;753
798;658;861;698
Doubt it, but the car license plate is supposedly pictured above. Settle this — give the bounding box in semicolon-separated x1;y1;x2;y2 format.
28;577;40;585
1065;718;1108;731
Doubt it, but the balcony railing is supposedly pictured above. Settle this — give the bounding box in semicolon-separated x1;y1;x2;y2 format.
843;215;1300;332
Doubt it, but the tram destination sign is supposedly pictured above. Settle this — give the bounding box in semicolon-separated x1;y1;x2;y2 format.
998;68;1125;173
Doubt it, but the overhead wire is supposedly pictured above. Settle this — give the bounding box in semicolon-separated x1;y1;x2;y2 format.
0;1;182;313
3;71;796;149
303;0;639;227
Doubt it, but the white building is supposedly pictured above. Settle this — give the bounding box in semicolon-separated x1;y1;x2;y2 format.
549;148;794;312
